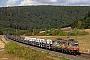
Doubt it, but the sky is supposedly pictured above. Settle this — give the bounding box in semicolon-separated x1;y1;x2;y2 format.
0;0;90;7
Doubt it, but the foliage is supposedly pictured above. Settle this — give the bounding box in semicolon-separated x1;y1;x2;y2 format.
4;41;69;60
4;41;20;54
58;30;68;36
77;20;82;29
0;6;90;32
0;30;3;35
70;28;88;36
81;17;90;28
53;56;69;60
33;29;40;35
0;6;90;35
70;28;78;36
42;28;68;36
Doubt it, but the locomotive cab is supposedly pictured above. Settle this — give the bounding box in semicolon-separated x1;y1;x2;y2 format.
67;39;79;54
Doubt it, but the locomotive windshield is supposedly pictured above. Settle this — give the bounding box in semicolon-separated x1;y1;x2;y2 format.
72;43;78;46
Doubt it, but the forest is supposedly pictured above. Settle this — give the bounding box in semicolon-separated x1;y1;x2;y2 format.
0;6;90;35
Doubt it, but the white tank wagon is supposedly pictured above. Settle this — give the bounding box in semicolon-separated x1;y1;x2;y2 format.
46;39;52;49
30;38;37;46
23;37;31;44
35;38;41;47
19;37;25;43
40;39;46;48
15;36;22;42
28;38;33;45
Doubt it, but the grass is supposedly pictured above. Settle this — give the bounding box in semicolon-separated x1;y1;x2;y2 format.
0;35;23;60
0;51;23;60
4;41;69;60
2;34;90;60
0;35;69;60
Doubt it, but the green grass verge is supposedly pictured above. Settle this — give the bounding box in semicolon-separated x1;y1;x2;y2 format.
4;41;69;60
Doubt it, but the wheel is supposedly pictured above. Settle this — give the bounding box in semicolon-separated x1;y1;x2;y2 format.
41;44;42;47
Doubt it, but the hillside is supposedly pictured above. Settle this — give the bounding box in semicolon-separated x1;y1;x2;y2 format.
0;6;90;34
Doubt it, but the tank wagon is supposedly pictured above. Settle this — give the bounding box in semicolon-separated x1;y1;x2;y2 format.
6;34;80;55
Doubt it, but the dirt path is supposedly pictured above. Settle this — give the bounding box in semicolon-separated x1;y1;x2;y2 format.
0;35;23;60
0;36;5;51
0;40;5;48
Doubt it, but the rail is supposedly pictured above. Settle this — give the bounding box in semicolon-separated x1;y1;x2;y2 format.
1;36;9;44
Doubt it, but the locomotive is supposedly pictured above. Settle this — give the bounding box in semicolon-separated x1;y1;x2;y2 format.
6;34;80;55
51;39;79;55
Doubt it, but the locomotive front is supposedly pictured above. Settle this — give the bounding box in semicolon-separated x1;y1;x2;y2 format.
67;39;80;54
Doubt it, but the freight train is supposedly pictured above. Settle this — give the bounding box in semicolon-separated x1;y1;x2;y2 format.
6;34;80;55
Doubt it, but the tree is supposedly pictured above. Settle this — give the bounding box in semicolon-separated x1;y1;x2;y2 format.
77;20;82;29
0;30;3;35
81;17;90;28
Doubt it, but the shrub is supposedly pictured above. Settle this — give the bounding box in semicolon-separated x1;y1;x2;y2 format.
58;30;68;36
4;41;20;54
70;28;88;36
4;41;69;60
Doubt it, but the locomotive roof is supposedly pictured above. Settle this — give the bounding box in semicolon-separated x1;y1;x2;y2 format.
53;38;78;43
68;39;78;42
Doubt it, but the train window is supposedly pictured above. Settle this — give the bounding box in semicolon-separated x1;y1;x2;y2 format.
68;43;69;45
72;43;78;46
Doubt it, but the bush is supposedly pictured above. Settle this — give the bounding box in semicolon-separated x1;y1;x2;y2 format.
58;30;68;36
4;41;69;60
4;42;51;60
78;30;88;35
0;30;3;35
70;28;88;36
4;41;20;54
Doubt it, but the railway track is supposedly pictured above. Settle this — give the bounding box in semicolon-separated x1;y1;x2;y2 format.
1;36;9;44
19;42;90;60
79;53;90;60
2;36;90;60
